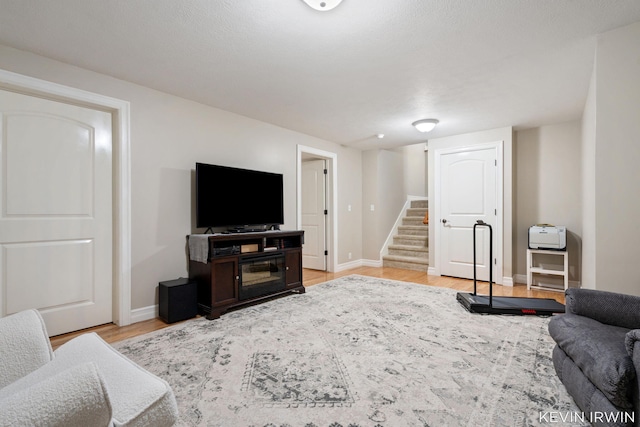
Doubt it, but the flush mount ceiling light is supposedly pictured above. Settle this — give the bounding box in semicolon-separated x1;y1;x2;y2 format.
412;119;439;133
301;0;344;11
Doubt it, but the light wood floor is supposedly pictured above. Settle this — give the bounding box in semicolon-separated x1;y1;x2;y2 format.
49;266;564;349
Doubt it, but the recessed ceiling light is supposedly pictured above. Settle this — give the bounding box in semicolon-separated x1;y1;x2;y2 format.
412;119;439;133
376;133;385;139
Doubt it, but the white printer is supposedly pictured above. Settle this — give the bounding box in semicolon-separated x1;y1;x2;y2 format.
528;225;567;250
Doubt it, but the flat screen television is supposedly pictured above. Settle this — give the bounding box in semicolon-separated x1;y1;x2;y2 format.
195;162;284;231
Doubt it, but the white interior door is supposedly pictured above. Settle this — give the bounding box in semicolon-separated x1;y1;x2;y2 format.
438;146;498;282
0;89;113;336
301;159;326;270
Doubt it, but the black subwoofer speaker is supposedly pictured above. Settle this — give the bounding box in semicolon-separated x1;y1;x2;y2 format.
159;278;197;323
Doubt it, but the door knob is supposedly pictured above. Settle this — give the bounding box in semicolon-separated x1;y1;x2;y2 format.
442;219;447;224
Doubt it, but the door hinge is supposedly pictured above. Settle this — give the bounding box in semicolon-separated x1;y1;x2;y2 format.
495;258;497;265
324;250;328;256
324;209;328;215
324;169;328;174
495;208;497;215
495;159;497;166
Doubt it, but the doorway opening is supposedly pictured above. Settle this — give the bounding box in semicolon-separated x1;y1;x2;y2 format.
296;145;337;272
433;141;504;284
0;69;132;330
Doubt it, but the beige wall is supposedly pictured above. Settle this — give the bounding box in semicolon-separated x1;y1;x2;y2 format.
3;19;638;312
0;44;363;310
361;150;379;261
514;122;582;284
336;148;363;265
360;144;428;262
377;150;405;259
590;22;640;295
361;149;404;261
581;71;597;290
402;143;428;197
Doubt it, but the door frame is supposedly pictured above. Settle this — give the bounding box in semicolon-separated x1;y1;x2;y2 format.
433;141;504;284
296;145;337;272
0;69;132;326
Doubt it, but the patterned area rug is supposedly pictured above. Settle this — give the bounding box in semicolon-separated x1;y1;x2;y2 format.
114;275;582;426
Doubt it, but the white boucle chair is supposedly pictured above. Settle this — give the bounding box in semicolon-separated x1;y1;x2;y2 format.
0;309;178;427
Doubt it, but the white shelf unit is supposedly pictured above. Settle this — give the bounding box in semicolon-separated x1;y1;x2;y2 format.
527;248;568;292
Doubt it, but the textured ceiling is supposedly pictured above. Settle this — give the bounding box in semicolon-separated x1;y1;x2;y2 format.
1;0;640;149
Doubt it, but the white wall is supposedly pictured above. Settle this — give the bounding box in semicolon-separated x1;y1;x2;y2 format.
591;22;640;295
514;122;582;284
0;44;363;311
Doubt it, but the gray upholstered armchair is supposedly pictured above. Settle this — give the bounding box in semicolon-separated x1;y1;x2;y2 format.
0;309;178;427
549;288;640;427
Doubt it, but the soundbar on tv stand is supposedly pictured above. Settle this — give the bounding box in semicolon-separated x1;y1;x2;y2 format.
203;224;280;234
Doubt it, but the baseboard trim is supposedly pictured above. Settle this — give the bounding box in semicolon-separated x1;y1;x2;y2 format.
361;259;382;268
514;274;527;284
130;305;157;324
513;274;580;288
335;259;363;272
335;258;382;272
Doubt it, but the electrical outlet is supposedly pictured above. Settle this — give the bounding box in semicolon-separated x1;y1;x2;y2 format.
348;252;352;260
370;204;375;211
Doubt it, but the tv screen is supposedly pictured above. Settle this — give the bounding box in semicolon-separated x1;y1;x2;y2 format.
196;163;284;230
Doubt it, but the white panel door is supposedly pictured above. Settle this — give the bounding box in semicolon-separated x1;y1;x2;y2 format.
301;159;326;270
439;146;497;281
0;89;113;336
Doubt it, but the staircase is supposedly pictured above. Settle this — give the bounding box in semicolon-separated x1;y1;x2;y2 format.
382;199;429;271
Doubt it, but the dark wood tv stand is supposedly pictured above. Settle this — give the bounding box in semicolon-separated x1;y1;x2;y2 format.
188;230;304;319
